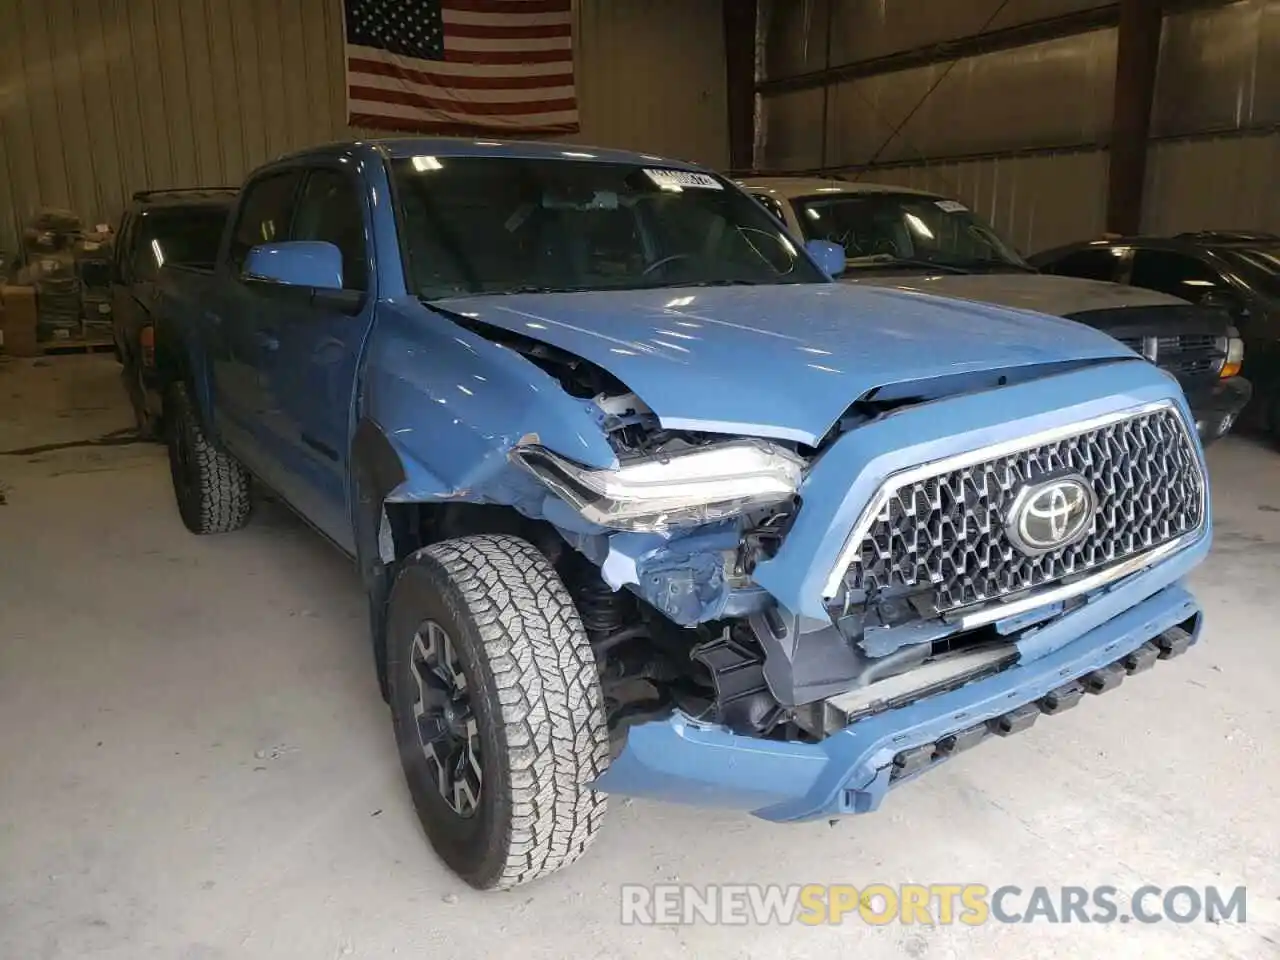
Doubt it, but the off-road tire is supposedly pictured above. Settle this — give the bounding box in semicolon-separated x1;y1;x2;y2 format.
165;382;251;534
386;534;610;890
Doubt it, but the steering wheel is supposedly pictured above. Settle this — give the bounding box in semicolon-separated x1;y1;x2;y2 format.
642;253;695;277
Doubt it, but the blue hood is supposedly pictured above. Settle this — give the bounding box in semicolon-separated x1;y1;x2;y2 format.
432;283;1135;446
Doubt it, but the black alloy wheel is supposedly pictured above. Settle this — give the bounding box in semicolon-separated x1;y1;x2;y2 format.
409;620;483;817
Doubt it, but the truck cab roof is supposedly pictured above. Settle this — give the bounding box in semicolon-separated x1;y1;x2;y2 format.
129;188;238;211
277;136;705;171
738;176;939;200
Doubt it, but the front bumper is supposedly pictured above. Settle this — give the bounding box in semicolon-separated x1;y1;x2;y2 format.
594;572;1204;821
1185;375;1251;444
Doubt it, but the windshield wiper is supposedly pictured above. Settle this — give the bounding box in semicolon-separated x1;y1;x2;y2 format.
494;284;588;295
421;284;586;301
962;260;1038;274
670;278;766;287
844;254;972;275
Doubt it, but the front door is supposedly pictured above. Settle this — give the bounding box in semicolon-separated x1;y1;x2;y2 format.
258;166;376;552
208;169;304;482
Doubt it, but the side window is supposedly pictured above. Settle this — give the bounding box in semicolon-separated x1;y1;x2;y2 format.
1129;250;1224;301
291;169;368;292
228;171;302;274
1042;248;1121;282
752;193;787;225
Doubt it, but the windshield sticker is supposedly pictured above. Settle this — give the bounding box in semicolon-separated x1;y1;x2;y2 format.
936;200;968;213
644;169;723;191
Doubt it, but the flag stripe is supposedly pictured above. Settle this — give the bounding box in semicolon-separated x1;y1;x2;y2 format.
351;102;578;127
442;0;573;12
348;45;568;76
351;84;575;116
348;56;572;89
432;46;570;64
444;35;570;52
442;19;570;38
344;0;576;134
351;113;577;136
350;100;577;128
440;0;571;13
353;74;574;103
442;9;570;27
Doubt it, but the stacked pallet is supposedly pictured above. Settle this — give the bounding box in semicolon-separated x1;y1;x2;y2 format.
9;210;116;351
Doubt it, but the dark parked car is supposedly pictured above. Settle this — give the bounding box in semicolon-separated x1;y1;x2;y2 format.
1033;232;1280;437
112;188;236;436
740;178;1251;444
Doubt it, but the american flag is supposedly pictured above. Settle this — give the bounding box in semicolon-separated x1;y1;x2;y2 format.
343;0;577;135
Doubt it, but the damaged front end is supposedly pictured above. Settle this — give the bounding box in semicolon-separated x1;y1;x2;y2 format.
497;356;1209;778
380;294;1211;816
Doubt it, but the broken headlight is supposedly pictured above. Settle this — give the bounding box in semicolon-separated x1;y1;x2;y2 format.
511;440;804;532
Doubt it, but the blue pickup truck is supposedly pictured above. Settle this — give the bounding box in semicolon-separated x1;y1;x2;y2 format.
155;139;1211;890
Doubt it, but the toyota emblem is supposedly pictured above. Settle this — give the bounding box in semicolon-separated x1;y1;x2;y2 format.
1006;473;1097;555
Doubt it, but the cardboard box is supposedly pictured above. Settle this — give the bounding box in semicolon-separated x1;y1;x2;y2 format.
1;285;40;357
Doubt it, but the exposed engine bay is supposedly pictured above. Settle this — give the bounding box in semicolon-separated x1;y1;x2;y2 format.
470;324;1048;746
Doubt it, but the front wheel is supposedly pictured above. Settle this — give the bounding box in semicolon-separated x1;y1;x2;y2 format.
386;534;610;889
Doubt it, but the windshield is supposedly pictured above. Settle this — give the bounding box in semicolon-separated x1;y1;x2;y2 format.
132;207;229;280
1221;245;1280;299
389;156;825;299
793;192;1029;272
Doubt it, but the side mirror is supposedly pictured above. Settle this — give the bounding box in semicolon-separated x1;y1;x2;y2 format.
244;241;343;291
805;239;846;278
1198;287;1247;319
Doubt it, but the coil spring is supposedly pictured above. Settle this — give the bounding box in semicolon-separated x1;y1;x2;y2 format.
574;575;631;642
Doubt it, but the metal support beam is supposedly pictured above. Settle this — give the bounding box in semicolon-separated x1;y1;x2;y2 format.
723;0;760;172
757;0;1231;99
1106;0;1163;234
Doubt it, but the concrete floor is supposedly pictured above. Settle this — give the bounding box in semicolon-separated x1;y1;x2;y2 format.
0;354;1277;960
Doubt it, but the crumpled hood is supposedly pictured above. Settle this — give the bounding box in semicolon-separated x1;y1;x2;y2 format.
431;283;1135;446
847;271;1191;318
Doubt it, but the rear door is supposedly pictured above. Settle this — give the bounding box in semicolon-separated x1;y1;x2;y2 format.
257;165;375;551
208;169;305;482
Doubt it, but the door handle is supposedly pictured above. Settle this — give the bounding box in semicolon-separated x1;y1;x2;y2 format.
254;331;280;351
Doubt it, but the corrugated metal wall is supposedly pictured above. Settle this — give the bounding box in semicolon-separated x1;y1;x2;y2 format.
0;0;728;253
1144;0;1280;234
760;0;1280;253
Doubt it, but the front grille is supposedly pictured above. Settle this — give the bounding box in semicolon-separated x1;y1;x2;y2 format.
1117;336;1145;355
1158;334;1216;353
841;406;1205;614
1157;334;1221;378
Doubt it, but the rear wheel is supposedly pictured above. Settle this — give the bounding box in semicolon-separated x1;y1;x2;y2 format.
165;382;251;534
386;534;609;889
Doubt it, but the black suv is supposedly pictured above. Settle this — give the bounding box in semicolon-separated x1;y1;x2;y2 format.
112;188;236;437
1033;232;1273;438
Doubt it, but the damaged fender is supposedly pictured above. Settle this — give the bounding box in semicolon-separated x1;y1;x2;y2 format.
351;298;770;627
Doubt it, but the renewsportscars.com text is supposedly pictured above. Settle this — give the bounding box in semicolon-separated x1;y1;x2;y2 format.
620;883;1248;926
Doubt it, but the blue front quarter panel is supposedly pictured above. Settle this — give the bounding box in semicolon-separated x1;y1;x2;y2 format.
360;298;618;500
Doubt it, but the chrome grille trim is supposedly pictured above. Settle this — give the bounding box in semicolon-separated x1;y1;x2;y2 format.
821;401;1207;611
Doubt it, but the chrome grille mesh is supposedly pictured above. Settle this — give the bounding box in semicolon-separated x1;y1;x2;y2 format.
842;407;1205;613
